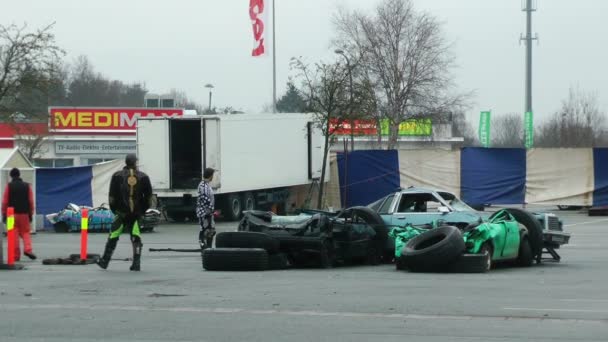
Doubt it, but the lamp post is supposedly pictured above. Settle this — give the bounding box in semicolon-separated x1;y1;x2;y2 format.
204;83;214;113
335;49;355;151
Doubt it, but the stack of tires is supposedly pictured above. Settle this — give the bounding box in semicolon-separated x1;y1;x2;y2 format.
202;232;288;271
395;226;491;273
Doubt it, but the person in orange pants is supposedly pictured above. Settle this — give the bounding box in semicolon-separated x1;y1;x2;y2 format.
2;168;36;261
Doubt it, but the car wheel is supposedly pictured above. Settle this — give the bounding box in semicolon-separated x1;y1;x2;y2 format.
267;253;289;270
223;194;242;221
517;237;533;267
480;243;493;272
445;254;490;273
54;222;69;233
401;226;465;271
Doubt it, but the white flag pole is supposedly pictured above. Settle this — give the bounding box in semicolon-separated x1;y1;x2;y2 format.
272;0;277;113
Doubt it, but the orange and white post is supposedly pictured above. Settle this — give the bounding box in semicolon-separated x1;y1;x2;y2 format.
6;207;15;265
80;208;89;261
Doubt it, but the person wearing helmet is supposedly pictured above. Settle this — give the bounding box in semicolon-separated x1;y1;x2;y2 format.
97;153;155;271
197;167;216;249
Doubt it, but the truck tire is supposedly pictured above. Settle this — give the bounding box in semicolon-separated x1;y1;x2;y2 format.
215;232;280;254
401;226;465;271
223;193;242;221
490;208;543;258
242;192;256;212
202;248;268;271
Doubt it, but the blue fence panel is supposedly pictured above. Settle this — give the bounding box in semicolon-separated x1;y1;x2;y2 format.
460;148;526;205
36;166;93;228
337;150;400;208
593;148;608;206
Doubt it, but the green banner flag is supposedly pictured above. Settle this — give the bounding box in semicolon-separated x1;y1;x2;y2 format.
479;111;491;147
524;111;534;148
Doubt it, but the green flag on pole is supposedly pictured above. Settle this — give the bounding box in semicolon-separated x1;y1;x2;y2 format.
524;111;534;148
479;111;491;147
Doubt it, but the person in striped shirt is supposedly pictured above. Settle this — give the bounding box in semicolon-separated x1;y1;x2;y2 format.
197;168;216;249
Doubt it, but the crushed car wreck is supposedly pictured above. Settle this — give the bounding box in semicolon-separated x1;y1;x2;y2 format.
372;187;571;272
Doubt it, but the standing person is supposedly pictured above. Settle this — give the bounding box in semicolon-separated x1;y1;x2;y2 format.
197;168;216;249
97;153;154;271
2;168;36;261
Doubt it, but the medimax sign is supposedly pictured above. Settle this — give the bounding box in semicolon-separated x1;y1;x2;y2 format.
49;107;184;133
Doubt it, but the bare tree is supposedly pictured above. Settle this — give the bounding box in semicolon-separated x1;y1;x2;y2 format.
333;0;469;149
451;111;477;147
0;23;64;119
491;113;524;148
11;120;49;160
536;86;606;147
290;57;350;209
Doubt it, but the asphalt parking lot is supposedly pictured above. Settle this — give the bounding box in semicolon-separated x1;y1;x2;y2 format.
1;207;607;341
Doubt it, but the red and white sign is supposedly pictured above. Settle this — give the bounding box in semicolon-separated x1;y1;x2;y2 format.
49;107;184;133
249;0;268;57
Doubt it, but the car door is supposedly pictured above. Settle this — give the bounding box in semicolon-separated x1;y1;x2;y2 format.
501;221;521;259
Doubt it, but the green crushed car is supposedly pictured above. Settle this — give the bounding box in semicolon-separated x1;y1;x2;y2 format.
367;187;571;272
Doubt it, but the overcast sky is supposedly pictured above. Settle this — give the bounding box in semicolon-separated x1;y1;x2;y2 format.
2;0;607;124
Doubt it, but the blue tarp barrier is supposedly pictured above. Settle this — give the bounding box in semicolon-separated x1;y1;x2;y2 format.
593;148;608;206
337;150;400;207
36;166;93;228
460;148;526;205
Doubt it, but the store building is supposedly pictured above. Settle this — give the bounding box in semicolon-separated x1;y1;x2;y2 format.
0;107;187;167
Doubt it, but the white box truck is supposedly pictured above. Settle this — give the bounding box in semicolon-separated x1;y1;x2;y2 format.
136;113;326;221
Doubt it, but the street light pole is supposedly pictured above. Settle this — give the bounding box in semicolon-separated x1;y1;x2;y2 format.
335;49;354;151
204;83;214;113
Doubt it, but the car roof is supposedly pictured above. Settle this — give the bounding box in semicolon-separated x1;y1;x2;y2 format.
396;187;456;197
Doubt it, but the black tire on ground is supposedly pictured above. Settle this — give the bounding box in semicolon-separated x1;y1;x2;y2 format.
395;257;407;270
54;222;69;233
202;248;268;271
69;253;100;262
400;225;465;271
215;232;280;254
517;237;533;267
267;253;289;270
223;193;243;221
241;192;256;212
490;208;543;258
445;254;490;273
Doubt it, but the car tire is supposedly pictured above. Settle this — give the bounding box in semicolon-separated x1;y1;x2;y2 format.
215;232;280;254
241;192;256;212
517;237;533;267
445;254;490;273
267;253;289;270
491;208;543;259
319;239;335;268
479;243;493;272
223;193;243;221
202;248;268;271
400;225;465;271
69;254;100;262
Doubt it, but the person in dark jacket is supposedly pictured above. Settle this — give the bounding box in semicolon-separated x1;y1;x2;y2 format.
2;168;36;261
97;153;155;271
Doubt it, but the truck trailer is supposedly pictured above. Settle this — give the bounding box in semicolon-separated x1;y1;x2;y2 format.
136;113;326;221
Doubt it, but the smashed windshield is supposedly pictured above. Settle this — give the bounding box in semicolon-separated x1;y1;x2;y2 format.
438;192;475;212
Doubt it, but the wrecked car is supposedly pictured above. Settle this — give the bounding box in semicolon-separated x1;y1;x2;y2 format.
369;187;570;271
236;207;387;268
46;203;161;233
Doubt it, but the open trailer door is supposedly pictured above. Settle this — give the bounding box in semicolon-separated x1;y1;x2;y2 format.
137;118;170;189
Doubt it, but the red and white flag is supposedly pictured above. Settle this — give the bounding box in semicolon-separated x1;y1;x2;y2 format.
249;0;269;57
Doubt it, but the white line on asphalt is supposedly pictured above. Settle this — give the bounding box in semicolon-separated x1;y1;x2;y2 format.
565;218;608;227
560;299;608;303
1;304;607;323
504;307;608;314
